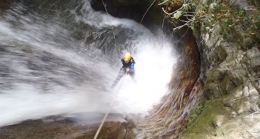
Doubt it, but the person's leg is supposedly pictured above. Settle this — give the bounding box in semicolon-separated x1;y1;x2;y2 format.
111;68;125;88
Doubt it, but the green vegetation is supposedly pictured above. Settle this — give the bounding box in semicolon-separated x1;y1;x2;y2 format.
179;98;230;139
158;0;260;44
184;105;203;128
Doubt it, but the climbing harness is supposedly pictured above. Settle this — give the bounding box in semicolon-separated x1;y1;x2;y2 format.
93;73;127;139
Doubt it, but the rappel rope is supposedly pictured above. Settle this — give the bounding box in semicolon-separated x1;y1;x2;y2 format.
93;1;123;138
93;0;157;138
93;73;127;139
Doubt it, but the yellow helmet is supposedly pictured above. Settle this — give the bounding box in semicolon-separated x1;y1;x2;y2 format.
124;52;131;61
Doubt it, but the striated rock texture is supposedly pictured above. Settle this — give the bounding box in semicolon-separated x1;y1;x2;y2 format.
132;26;202;139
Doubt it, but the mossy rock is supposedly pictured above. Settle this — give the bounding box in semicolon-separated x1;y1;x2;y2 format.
179;98;233;139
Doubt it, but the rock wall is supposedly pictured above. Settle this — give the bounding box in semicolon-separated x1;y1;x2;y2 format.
90;0;163;29
180;0;260;138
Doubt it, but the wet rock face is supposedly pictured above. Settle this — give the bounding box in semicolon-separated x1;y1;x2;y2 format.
0;0;15;11
90;0;144;23
179;0;260;138
0;114;136;139
90;0;164;30
133;30;202;139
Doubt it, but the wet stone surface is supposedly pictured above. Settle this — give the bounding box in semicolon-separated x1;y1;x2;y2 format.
0;113;136;139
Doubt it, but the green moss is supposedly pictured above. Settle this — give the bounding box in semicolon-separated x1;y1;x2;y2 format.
179;97;231;139
185;105;204;128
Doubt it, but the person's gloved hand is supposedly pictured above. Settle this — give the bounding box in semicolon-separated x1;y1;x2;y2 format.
126;68;130;73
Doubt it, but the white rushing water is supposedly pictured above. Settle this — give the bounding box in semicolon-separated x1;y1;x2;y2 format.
0;0;178;127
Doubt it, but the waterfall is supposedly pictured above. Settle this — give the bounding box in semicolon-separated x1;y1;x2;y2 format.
0;0;178;127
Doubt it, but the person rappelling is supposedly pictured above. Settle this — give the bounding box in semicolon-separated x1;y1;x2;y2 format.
111;52;136;88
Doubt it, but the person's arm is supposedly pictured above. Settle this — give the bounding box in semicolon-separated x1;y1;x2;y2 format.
130;58;135;71
130;63;134;71
132;58;136;64
121;58;125;67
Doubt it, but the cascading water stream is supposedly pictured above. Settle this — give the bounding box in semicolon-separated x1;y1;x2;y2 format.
0;0;179;130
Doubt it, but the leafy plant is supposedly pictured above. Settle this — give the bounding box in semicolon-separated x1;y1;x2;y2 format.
185;105;203;128
159;0;260;44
